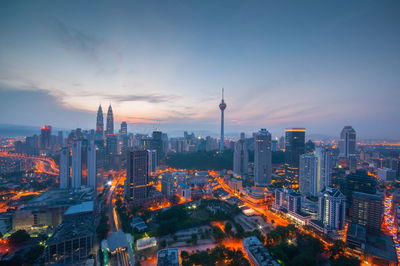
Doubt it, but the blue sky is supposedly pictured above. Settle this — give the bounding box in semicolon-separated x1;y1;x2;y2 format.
0;0;399;138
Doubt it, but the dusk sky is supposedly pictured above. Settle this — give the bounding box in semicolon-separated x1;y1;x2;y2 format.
0;0;399;138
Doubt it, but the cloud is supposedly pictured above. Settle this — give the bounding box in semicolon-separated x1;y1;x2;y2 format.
106;94;177;104
54;21;121;62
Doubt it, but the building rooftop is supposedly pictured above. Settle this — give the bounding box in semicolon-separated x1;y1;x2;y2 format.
47;215;94;245
178;183;190;189
346;223;366;244
366;233;397;262
64;201;94;216
157;248;179;266
353;191;382;200
107;230;130;252
243;236;279;266
21;189;93;210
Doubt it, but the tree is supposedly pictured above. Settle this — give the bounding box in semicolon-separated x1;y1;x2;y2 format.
331;255;361;266
159;239;167;249
224;222;232;235
329;240;346;258
24;244;44;264
212;226;225;243
191;233;198;245
181;250;189;261
8;230;30;245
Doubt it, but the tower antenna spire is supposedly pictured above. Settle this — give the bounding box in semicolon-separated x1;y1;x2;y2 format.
222;87;224;100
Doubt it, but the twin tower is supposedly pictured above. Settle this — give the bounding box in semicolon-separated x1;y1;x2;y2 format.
96;104;114;138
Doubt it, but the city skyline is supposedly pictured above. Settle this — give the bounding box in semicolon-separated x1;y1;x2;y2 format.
1;0;400;139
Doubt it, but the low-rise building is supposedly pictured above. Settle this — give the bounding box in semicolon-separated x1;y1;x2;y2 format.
242;236;279;266
177;183;191;201
157;248;179;266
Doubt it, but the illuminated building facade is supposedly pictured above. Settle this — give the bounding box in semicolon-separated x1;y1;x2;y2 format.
318;187;346;231
40;125;52;150
233;132;248;178
285;128;305;187
299;147;331;197
352;192;383;233
254;129;272;186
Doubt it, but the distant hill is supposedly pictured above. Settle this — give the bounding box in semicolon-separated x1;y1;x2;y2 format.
0;124;41;137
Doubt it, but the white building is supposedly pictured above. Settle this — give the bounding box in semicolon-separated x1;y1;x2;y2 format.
299;148;331;197
59;147;70;189
318;187;346;232
254;129;272;186
378;167;397;182
71;140;82;189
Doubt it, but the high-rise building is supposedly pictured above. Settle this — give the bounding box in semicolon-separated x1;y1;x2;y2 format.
300;148;331;197
254;129;272;186
151;131;164;166
95;105;104;139
219;88;227;152
344;170;377;208
106;104;114;135
59;147;70;189
285;128;305;186
339;126;356;158
87;142;97;190
315;147;331;188
318;187;346;231
125;150;149;202
71;140;82;189
148;149;157;174
233;133;248;178
352;192;383;233
40;125;52;150
57;131;64;146
161;172;175;198
299;154;318;197
120;121;127;135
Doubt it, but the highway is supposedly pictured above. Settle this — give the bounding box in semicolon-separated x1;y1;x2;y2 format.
106;170;132;266
0;151;59;176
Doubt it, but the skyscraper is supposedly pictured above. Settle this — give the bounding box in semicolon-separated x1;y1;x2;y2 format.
40;125;52;150
219;88;227;152
299;154;318;197
285;128;305;187
71;140;82;189
318;187;346;231
339;126;356;158
254;129;272;186
87;142;97;190
120;121;127;135
300;148;332;197
59;147;70;189
106;104;114;135
95;105;104;139
125;150;149;202
151;131;164;166
233;133;248;178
